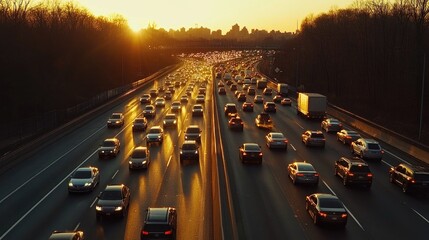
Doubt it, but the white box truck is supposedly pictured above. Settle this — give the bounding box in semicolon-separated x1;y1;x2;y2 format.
277;83;288;96
297;93;327;119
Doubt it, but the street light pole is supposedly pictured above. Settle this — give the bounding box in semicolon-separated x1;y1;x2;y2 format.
418;53;426;141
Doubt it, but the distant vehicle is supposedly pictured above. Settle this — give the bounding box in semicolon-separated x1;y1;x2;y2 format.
96;184;130;219
288;162;319;185
281;98;292;106
140;94;151;104
242;102;254;112
180;95;189;103
155;97;166;107
171;101;181;111
230;84;238;91
247;87;256;95
48;231;84;240
336;130;361;145
254;95;264;104
196;94;205;103
141;207;177;239
228;116;244;131
98;138;120;158
149;89;158;98
301;130;325;147
239;143;262;164
273;94;283;103
218;87;226;95
255;112;273;130
297;93;327;119
192;104;204;116
237;93;247;102
243;84;250;90
68;167;100;193
257;79;268;89
335;157;373;188
164;91;173;100
218;81;224;87
107;113;124;128
180;140;199;162
350;138;383;161
143;105;156;118
265;132;288;150
132;117;148;131
224;103;238;116
389;163;429;193
129;146;150;170
184;125;202;143
305;193;348;227
146;126;164;145
277;83;288;97
264;102;277;113
321;118;343;132
163;114;177;128
262;87;272;95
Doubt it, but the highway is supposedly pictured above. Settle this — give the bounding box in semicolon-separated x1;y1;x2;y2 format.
0;55;428;240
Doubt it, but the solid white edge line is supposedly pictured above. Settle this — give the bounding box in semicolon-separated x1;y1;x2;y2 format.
178;130;181;138
294;121;304;129
411;208;429;224
290;144;296;151
381;160;393;168
73;222;80;231
0;150;98;240
322;180;365;231
111;170;119;180
0;125;105;204
167;155;172;167
90;197;98;208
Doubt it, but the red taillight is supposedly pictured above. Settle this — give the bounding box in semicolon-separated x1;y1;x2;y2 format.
141;231;149;235
367;173;373;177
165;230;173;235
314;173;320;177
347;172;354;176
341;213;348;218
243;152;247;155
259;152;263;156
319;212;327;217
284;140;288;143
296;173;304;176
346;136;351;139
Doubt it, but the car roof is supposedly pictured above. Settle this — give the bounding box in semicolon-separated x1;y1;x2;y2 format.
341;157;368;165
75;167;94;172
146;207;171;223
360;138;379;144
183;140;197;145
105;184;125;191
400;163;429;173
243;143;259;147
294;162;314;167
187;125;200;129
314;193;337;200
104;138;118;142
133;146;148;152
150;126;162;130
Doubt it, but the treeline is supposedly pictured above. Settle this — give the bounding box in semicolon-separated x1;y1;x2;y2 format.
0;0;177;123
264;0;429;143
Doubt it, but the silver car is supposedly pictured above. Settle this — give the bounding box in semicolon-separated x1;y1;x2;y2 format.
129;146;150;169
321;118;343;132
288;162;319;185
146;126;164;145
265;132;288;150
350;138;383;161
163;114;177;128
68;167;100;193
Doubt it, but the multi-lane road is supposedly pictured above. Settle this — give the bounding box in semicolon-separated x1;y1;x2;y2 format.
0;55;428;240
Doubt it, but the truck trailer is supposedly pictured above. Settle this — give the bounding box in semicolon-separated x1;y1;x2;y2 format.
297;93;327;119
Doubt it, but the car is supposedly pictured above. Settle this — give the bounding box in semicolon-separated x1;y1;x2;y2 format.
186;89;193;96
218;87;226;95
196;94;205;103
273;94;283;103
321;118;343;132
389;163;429;193
255;112;273;129
141;207;177;240
226;80;233;85
129;146;150;170
164;91;173;100
247;87;256;95
184;125;202;143
96;184;130;219
198;87;206;95
263;88;273;95
180;95;189;103
335;157;373;187
350;138;383;161
302;130;325;147
180;140;200;162
132;117;148;131
224;103;238;116
242;102;254;112
146;126;164;145
288;162;319;185
218;81;224;87
98;138;120;158
107;113;124;128
263;102;277;113
254;95;264;104
228;116;244;131
230;84;238;91
237;93;247;102
239;143;263;164
281;98;292;106
192;104;204;116
143;105;156;118
265;132;288;150
68;167;100;193
171;101;181;111
163;113;177;128
305;193;348;227
174;81;181;87
149;89;158;98
140;94;151;104
157;86;165;92
167;86;175;94
48;231;84;240
154;97;166;107
242;84;250;91
336;130;361;145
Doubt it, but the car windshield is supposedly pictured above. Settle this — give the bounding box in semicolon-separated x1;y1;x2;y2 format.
194;106;203;110
145;106;154;110
73;170;91;179
165;116;176;120
100;190;122;200
297;164;315;171
319;198;343;208
102;141;116;147
186;128;200;133
271;133;284;139
414;174;429;181
348;132;360;136
245;144;260;151
111;114;121;119
149;128;161;134
350;165;370;173
182;144;197;150
132;150;147;158
367;143;381;150
135;119;145;123
311;133;324;138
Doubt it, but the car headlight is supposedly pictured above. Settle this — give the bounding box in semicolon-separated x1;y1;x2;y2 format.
195;150;198;154
142;160;147;164
109;150;113;153
96;206;102;211
180;151;183;154
107;121;111;123
68;182;73;187
173;120;177;124
158;136;161;139
129;161;132;164
115;121;120;124
163;121;166;124
84;182;92;187
115;206;123;211
100;151;105;153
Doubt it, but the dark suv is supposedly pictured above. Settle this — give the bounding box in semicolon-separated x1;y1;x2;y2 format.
389;163;429;193
141;207;177;240
335;157;373;188
224;103;238;117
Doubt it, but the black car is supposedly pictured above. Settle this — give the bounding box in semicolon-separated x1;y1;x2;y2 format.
132;117;148;131
335;157;373;188
141;207;177;240
305;193;348;227
184;125;202;143
389;163;429;193
263;102;277;113
98;138;120;158
180;140;199;162
96;184;130;219
224;103;238;116
242;102;254;112
228;117;244;131
239;143;262;164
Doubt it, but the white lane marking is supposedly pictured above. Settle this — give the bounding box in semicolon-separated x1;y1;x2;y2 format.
294;121;304;129
111;170;119;180
0;150;97;240
382;160;393;168
74;222;80;231
411;208;429;224
290;144;296;151
0;126;105;205
322;180;365;231
178;130;182;138
167;156;172;167
90;197;98;208
383;149;412;165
